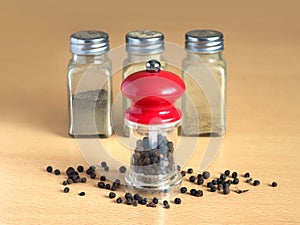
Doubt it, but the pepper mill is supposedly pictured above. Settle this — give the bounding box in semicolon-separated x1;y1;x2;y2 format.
121;59;185;197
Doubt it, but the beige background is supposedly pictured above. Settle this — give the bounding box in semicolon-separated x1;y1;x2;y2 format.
1;0;300;224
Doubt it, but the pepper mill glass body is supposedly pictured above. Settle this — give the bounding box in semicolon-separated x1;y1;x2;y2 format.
122;30;167;136
181;30;226;136
121;60;185;197
67;30;112;137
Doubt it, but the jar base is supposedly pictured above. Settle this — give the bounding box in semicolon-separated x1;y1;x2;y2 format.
125;171;182;199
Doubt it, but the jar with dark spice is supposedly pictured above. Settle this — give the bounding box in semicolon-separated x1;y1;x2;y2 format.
67;30;112;137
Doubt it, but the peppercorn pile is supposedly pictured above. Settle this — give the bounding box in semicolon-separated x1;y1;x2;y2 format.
46;165;278;208
132;135;175;176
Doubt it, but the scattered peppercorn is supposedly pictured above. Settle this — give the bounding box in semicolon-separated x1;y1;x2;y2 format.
66;167;75;176
98;181;105;188
210;186;217;192
126;198;133;205
246;178;253;183
271;182;278;187
207;182;212;188
46;166;53;173
133;193;140;200
187;168;193;174
220;173;227;180
226;180;232;185
119;166;127;173
197;178;204;185
224;170;230;176
67;178;73;184
54;169;61;175
63;187;70;193
140;198;147;205
174;198;181;204
163;200;169;206
223;187;230;195
253;180;260;186
189;176;196;183
125;193;133;200
152;197;158;204
203;171;210;179
114;179;121;186
77;165;84;172
105;183;111;190
190;189;197;196
180;187;187;193
146;202;157;207
79;192;85;196
90;172;96;179
212;179;217;185
232;172;238;178
217;183;223;190
109;192;116;199
104;166;109;172
132;200;138;207
100;176;106;181
197;174;203;179
63;181;68;186
244;172;250;178
116;197;123;204
195;190;203;197
233;178;239;185
181;171;186;177
101;161;107;168
81;177;87;183
164;204;170;209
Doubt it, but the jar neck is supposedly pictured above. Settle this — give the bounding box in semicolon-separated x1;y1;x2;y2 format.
72;53;108;64
126;52;164;61
186;50;223;63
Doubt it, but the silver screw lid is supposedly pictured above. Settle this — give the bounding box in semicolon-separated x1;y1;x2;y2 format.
126;30;164;54
146;59;161;72
185;30;224;53
70;30;109;55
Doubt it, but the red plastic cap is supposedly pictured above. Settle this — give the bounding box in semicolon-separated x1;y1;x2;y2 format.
121;61;185;125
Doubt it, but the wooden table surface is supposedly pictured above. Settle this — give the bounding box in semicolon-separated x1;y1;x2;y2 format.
1;0;300;224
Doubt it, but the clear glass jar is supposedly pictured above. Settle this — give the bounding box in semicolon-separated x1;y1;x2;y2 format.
181;30;226;136
122;30;167;136
67;30;112;137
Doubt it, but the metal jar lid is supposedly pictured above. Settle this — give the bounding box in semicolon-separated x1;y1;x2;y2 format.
185;30;224;53
125;30;164;54
70;30;109;55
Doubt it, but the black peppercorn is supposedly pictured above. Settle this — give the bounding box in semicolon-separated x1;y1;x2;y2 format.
109;192;116;199
77;165;84;172
211;179;217;185
79;192;85;196
203;171;210;179
207;182;212;188
163;200;169;206
125;193;133;200
133;193;140;200
224;170;230;176
174;198;181;204
114;179;121;186
46;166;53;173
246;178;253;183
133;200;138;207
164;204;170;209
217;183;223;190
197;174;203;179
98;181;105;188
63;181;68;186
271;182;278;187
244;172;250;178
190;188;197;196
119;166;127;173
187;168;193;174
66;167;75;176
197;178;204;185
116;197;123;204
223;187;230;195
195;190;203;197
104;166;109;172
67;178;73;184
232;172;238;178
80;177;87;183
101;161;107;168
141;198;147;205
226;180;232;185
181;171;186;177
100;176;106;181
220;173;227;180
111;184;117;191
146;202;156;207
180;187;187;193
54;169;61;175
210;186;217;192
233;178;239;185
90;172;96;179
105;183;111;190
152;197;158;204
189;175;196;183
253;180;260;186
63;187;69;193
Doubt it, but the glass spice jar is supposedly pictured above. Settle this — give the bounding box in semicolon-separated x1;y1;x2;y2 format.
181;30;226;136
67;30;112;137
122;30;167;136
